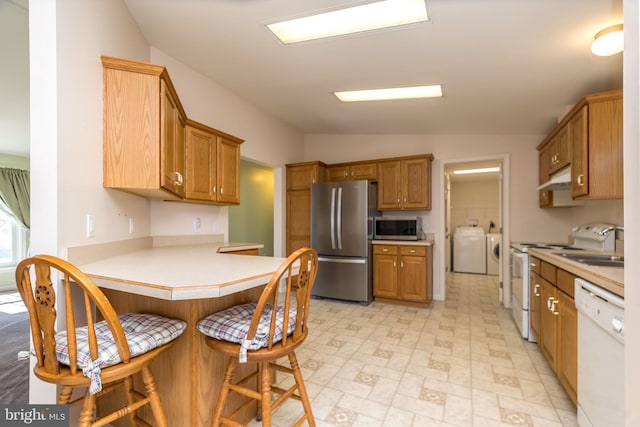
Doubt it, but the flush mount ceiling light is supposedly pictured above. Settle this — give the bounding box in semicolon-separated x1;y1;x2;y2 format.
335;84;442;102
591;24;624;56
267;0;429;44
453;167;500;175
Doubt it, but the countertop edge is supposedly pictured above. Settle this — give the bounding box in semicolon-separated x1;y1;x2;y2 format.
372;239;434;246
528;248;624;298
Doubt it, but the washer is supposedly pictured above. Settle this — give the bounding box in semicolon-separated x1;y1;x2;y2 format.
453;227;487;274
486;233;501;275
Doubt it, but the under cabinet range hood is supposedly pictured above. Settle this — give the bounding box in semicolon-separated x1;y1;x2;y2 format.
538;167;571;191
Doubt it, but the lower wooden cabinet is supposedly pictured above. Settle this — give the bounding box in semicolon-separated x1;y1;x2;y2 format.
539;278;559;371
373;244;432;305
557;290;578;404
529;271;542;342
532;259;577;405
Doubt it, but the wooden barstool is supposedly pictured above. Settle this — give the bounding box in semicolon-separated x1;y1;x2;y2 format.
197;247;318;427
15;254;187;427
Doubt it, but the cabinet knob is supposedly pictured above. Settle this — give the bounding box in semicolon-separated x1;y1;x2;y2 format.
382;248;388;252
175;172;183;185
534;284;541;296
212;186;216;194
576;174;585;186
400;261;404;268
409;249;416;253
220;187;224;195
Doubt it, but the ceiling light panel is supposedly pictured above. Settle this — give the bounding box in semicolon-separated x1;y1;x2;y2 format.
335;85;442;102
453;167;501;175
267;0;429;44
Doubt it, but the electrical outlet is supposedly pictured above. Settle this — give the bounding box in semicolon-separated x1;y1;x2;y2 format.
194;217;201;232
86;214;95;238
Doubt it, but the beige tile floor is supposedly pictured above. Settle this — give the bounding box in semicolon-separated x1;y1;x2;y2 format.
249;272;577;427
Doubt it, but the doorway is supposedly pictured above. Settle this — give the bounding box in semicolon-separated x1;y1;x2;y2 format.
228;159;274;256
441;155;510;306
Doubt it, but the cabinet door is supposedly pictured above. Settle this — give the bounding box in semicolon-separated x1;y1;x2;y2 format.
540;279;558;372
553;125;571;172
350;162;378;181
326;165;350;181
373;253;398;298
586;97;623;199
402;157;430;209
377;161;401;209
286;190;311;255
557;291;578;404
398;254;427;302
185;125;216;201
216;136;241;204
161;80;186;198
287;164;325;190
529;271;542;342
570;106;589;198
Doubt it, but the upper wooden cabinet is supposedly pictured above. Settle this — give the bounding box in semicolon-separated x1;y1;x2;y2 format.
326;162;378;182
102;56;243;205
285;162;326;255
541;125;571;178
571;91;623;199
286;161;327;191
102;56;187;199
377;155;433;210
185;120;243;204
537;89;622;205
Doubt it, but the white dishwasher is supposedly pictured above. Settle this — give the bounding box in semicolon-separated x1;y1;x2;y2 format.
575;278;625;427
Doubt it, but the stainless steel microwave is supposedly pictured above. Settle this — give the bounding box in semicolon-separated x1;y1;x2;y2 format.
374;216;422;240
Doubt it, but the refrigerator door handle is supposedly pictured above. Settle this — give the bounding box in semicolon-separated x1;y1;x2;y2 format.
318;257;366;264
330;187;336;249
336;187;343;249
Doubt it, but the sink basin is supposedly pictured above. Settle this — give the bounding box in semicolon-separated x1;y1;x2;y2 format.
559;253;624;267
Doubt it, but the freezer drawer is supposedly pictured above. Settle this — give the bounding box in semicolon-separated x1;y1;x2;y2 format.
312;256;372;304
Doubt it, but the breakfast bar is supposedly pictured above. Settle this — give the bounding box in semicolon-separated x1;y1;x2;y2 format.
70;239;287;427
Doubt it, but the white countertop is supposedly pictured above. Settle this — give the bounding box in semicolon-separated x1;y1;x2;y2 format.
77;243;286;301
528;248;624;298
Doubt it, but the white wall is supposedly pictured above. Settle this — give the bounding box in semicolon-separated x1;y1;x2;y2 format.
623;1;639;425
450;178;500;232
147;49;304;247
28;0;305;403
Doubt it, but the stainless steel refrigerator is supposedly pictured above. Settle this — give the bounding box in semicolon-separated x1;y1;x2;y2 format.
310;180;378;304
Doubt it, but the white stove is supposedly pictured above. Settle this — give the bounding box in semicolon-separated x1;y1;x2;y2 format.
509;222;618;342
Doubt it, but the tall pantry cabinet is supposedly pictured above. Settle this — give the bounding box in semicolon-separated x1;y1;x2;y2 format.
285;162;326;255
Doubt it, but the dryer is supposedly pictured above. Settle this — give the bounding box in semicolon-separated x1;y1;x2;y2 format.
453;227;486;274
486;233;501;275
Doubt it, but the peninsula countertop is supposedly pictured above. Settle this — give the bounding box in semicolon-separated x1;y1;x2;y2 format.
76;243;287;301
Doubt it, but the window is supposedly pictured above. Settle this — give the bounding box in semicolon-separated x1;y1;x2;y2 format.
0;209;27;268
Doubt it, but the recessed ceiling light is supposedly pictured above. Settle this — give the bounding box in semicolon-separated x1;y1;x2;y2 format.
453;167;500;175
335;84;442;102
267;0;429;44
591;24;624;56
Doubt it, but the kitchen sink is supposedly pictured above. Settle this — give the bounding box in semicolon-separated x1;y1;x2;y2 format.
559;253;624;267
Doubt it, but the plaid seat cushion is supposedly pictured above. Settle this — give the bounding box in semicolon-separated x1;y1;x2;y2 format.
197;302;297;352
56;313;186;371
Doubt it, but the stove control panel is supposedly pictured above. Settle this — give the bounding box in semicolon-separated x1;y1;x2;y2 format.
571;223;617;252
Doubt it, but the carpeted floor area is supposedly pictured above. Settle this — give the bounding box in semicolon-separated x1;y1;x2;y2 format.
0;292;30;404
